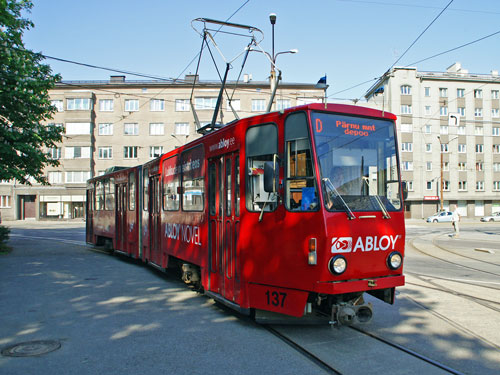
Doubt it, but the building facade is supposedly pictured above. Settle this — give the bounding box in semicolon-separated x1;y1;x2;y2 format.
0;75;324;221
365;63;500;219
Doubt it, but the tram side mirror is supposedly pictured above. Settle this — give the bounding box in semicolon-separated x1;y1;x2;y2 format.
402;181;408;201
264;161;279;193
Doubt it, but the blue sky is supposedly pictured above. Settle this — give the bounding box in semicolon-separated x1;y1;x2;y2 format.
24;0;500;101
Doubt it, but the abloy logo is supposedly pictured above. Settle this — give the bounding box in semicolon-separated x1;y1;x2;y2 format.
331;235;400;253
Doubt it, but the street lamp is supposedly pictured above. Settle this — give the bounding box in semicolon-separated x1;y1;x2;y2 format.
437;135;458;211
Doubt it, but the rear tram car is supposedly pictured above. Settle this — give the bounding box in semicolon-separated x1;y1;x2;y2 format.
86;103;406;325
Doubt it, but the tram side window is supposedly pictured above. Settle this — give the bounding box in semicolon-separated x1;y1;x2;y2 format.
245;124;278;212
105;178;115;211
163;156;180;211
96;180;105;210
285;112;318;211
143;168;149;211
235;156;240;217
182;146;204;212
129;172;135;211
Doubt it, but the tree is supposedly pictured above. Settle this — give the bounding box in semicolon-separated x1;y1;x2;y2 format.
0;0;62;185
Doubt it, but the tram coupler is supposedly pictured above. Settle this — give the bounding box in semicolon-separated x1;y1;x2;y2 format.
330;302;373;326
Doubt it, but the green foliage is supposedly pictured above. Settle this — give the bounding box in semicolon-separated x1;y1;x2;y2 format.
0;225;10;252
0;0;63;185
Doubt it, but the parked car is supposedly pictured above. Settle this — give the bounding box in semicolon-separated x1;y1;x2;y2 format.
426;211;453;223
480;212;500;222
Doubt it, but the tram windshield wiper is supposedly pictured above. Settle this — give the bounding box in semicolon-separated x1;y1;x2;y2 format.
322;178;356;220
362;176;391;219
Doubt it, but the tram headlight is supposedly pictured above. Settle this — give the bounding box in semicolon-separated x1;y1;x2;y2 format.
328;255;347;275
387;251;403;270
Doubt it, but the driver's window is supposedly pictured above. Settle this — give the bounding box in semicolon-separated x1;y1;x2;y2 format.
285;112;318;211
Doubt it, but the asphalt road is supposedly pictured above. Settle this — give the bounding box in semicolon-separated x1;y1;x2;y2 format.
1;220;499;374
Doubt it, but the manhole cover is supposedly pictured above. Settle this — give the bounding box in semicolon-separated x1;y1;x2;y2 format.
1;340;61;357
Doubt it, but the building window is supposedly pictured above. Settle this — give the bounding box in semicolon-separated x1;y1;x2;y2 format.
474;89;483;99
475;126;484;135
66;122;91;135
401;142;413;152
439;88;448;97
426;181;433;190
150;146;163;158
425;143;432;152
402;161;413;171
276;99;291;110
195;97;217;110
65;171;91;183
124;99;139;112
443;162;449;171
124;123;139;135
175;99;190;111
458;126;466;135
458;107;465;116
406;181;414;191
252;99;267;112
98;123;113;135
426;162;432;171
458;144;466;153
99;99;114;112
51;100;64;112
124;146;138;159
425;106;431;115
443;180;450;191
494;163;500;172
174;122;190;136
492;108;500;118
493;144;500;154
458;181;467;191
474;108;483;117
98;147;113;159
401;123;412;133
0;195;11;208
227;99;241;111
400;85;411;95
150;99;165;111
458;162;466;171
492;90;499;99
48;147;61;160
149;123;164;135
424;87;430;97
457;88;465;98
476;162;483;171
476;144;484;153
47;171;62;184
65;146;91;159
424;124;431;134
440;125;449;135
494;181;500;191
441;143;449;153
400;105;412;114
440;106;448;116
67;98;91;110
493;128;500;136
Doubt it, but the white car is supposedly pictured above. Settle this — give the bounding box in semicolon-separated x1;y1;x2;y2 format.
480;212;500;222
426;211;453;223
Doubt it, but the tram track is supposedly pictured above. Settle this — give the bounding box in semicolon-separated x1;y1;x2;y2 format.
431;234;500;267
408;237;500;278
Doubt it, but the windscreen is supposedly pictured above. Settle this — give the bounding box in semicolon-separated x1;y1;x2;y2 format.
311;112;401;212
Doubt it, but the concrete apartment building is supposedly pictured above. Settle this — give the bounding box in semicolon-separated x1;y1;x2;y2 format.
0;75;324;221
365;63;500;219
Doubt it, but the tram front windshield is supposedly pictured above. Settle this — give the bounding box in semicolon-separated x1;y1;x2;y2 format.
311;112;401;212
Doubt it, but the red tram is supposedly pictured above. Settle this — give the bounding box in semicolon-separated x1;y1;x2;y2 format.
86;103;406;325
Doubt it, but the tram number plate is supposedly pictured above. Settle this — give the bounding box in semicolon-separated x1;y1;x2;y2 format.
265;290;287;308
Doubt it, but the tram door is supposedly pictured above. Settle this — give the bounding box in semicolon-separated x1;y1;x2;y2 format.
208;154;240;302
86;187;94;243
149;174;162;266
116;183;127;252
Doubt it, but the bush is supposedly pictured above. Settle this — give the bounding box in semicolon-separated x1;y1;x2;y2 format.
0;226;11;251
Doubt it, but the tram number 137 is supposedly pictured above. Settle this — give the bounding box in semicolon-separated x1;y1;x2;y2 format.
265;290;287;308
